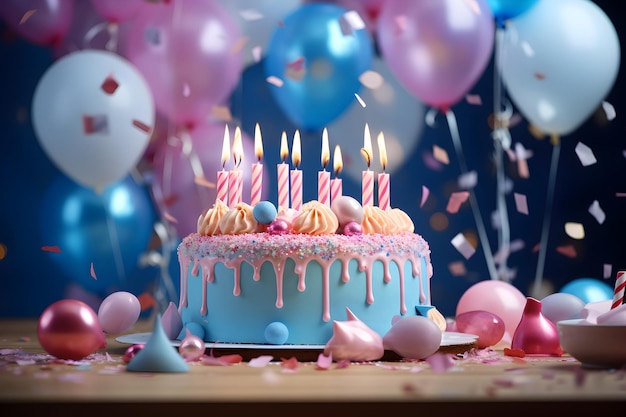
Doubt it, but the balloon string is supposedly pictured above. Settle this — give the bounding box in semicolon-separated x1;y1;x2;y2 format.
83;22;108;49
445;109;499;281
533;137;561;295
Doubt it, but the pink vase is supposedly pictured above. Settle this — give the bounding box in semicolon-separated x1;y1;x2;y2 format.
511;297;563;356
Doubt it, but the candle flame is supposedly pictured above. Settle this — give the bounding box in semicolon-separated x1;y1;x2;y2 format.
321;128;330;169
361;123;373;168
292;130;301;168
221;124;230;168
333;145;343;176
280;131;289;162
233;126;243;169
254;123;263;161
377;131;387;172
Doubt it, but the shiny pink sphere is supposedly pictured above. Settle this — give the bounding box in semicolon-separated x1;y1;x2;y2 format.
455;310;505;348
37;299;106;360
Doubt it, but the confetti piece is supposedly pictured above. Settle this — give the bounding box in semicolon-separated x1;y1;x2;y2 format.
602;101;616;120
420;185;429;208
201;353;243;366
132;120;151;133
230;37;248;55
101;76;119;95
393;15;407;34
521;41;534;57
574;142;597;166
339;10;365;35
82;114;108;134
514;193;528;215
285;57;305;81
451;233;476;260
534;72;546;80
556;245;577;258
504;348;525;358
315;352;332;370
239;8;263;21
194;176;215;189
280;356;299;371
588;200;605;224
248;355;274;368
251;46;262;62
465;94;482;105
354;92;366;108
211;106;232;122
604;264;613;279
425;353;454;373
432;145;449;165
266;75;284;87
41;246;61;253
137;292;157;311
90;263;97;280
359;70;383;89
458;171;477;189
20;10;37;25
446;192;469;214
564;222;585;240
144;26;160;45
163;211;178;224
448;261;466;276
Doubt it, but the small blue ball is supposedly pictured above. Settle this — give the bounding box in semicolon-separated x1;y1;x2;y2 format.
253;201;277;224
264;321;289;345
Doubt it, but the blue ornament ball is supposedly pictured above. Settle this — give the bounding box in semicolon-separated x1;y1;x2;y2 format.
264;321;289;345
253;201;277;224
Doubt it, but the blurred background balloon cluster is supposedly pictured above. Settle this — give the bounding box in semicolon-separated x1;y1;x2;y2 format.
0;0;624;319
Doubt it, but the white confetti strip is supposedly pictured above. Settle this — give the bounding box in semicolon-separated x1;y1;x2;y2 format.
266;76;284;87
602;101;616;120
451;233;476;260
339;10;365;35
588;200;605;224
521;41;535;57
354;92;366;107
604;264;613;279
514;193;528;215
458;171;477;189
575;142;597;166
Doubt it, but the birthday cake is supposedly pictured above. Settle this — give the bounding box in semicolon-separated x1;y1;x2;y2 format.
176;195;443;346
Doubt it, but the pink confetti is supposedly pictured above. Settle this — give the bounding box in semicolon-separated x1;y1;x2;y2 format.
266;76;284;87
451;233;476;260
425;353;454;373
286;57;305;81
458;171;477;189
393;15;407;34
163;211;178;224
41;245;61;253
448;261;466;276
420;185;429;208
230;37;248;55
90;262;97;280
556;245;577;258
248;355;274;368
82;114;108;134
132;120;151;133
604;264;613;279
101;76;119;95
316;352;332;370
514;193;528;215
465;94;482;105
446;191;469;214
20;10;37;25
182;83;190;97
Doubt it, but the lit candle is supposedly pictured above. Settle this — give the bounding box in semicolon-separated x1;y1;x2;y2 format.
228;126;244;207
217;124;230;205
277;131;290;212
377;131;390;210
250;123;264;206
361;123;374;207
331;145;343;206
290;130;303;211
318;128;331;206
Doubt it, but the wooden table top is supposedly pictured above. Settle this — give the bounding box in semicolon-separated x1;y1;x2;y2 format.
0;318;624;414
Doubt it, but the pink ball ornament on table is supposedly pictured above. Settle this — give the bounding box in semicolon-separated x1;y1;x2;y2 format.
178;329;206;362
37;299;107;361
98;291;141;334
454;310;505;349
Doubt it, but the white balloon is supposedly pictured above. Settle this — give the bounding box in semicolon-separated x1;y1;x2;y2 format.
501;0;620;136
32;49;154;189
327;57;426;183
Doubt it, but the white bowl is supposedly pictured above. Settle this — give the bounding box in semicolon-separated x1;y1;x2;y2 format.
557;319;626;369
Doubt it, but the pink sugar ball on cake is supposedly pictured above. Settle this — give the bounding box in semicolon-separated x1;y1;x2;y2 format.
331;196;363;226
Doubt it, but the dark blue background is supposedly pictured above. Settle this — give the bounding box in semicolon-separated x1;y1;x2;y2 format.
1;0;624;318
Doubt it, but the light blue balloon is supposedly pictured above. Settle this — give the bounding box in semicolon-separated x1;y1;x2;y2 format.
501;0;620;136
560;278;613;304
264;3;373;131
487;0;539;27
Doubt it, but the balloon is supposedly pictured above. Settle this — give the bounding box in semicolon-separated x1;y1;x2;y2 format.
32;49;154;190
456;280;526;342
327;57;425;183
486;0;539;27
216;0;303;68
264;3;374;131
376;0;494;111
501;0;620;136
37;299;106;360
123;0;243;129
511;297;562;356
151;123;270;238
382;315;442;360
0;0;73;47
559;278;613;304
454;310;505;348
540;292;585;324
90;0;143;23
98;291;141;334
40;174;156;294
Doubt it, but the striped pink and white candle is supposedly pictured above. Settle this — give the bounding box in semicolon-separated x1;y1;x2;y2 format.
611;270;626;309
290;130;303;211
277;131;290;212
377;132;390;210
330;145;342;206
228;127;244;207
217;125;230;205
250;123;264;206
361;123;374;207
318;128;331;206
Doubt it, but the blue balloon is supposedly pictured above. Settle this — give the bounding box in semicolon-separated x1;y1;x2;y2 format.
40;174;157;294
487;0;539;27
560;278;614;304
264;3;373;131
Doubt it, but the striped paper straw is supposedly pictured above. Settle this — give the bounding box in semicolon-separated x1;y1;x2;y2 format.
611;270;626;309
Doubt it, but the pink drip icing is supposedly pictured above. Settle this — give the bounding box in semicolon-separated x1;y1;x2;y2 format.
272;259;286;308
179;257;190;311
341;258;350;282
383;261;391;283
294;262;306;291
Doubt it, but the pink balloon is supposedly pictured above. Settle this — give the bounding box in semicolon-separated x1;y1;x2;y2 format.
151;123;270;238
456;280;526;342
376;0;494;110
0;0;73;47
90;0;143;23
455;310;505;349
37;299;106;360
511;297;563;356
123;0;243;129
98;291;141;334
